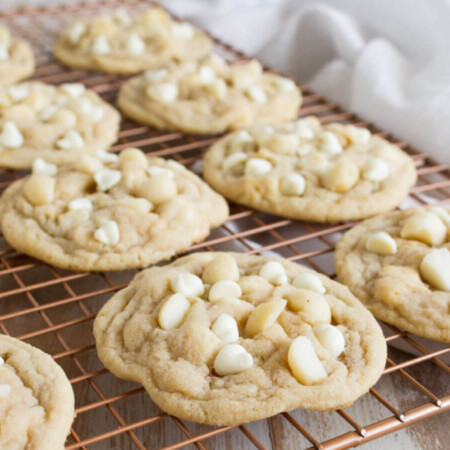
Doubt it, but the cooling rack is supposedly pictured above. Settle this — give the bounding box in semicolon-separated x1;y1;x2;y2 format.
0;0;449;448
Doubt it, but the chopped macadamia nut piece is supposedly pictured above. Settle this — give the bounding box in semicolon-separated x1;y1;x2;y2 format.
345;125;371;144
51;109;77;127
245;299;287;337
292;273;326;294
419;248;450;291
144;69;168;82
212;313;239;342
115;197;153;213
23;175;55;206
171;22;195;40
429;206;450;228
135;172;177;204
288;336;327;385
320;158;359;193
77;155;103;175
259;261;288;285
313;324;345;357
207;78;227;100
365;231;397;255
246;86;267;104
280;173;306;196
213;343;253;376
171;273;204;298
119;148;148;166
158;293;191;330
287;288;331;326
94;168;122;191
32;158;57;176
209;280;242;302
264;133;299;154
94;220;120;245
400;212;447;246
203;254;240;284
245;158;272;176
60;83;85;98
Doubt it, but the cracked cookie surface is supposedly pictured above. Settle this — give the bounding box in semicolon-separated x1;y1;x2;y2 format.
335;206;450;342
0;334;74;450
54;7;212;74
94;252;386;426
203;117;417;222
118;55;302;134
0;148;229;271
0;82;120;169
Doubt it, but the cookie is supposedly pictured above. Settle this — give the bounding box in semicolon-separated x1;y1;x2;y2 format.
0;334;75;449
335;206;450;342
203;117;417;222
0;81;120;169
0;148;229;272
118;54;302;134
0;26;35;85
54;7;212;75
94;252;386;426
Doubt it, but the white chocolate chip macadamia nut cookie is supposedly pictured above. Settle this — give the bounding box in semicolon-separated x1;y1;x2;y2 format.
118;55;302;134
0;82;120;169
0;334;75;449
94;253;386;426
0;148;229;271
0;26;35;85
335;206;450;342
204;117;417;222
54;7;212;74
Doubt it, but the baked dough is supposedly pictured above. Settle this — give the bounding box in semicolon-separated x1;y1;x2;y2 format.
94;252;386;426
0;148;229;271
203;117;417;222
118;55;302;134
335;206;450;342
54;7;212;74
0;334;75;449
0;81;120;169
0;26;34;85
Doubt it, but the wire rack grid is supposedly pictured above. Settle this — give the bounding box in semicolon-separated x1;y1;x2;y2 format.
0;0;449;449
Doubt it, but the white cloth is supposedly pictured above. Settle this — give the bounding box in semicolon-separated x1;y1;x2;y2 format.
163;0;450;165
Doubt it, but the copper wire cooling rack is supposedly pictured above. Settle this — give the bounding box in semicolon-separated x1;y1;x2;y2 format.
0;1;449;448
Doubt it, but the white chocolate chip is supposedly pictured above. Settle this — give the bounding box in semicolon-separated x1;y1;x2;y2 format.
95;149;118;163
135;173;177;204
92;35;111;55
58;208;90;229
146;166;174;178
231;60;262;89
287;288;331;325
144;68;168;82
68;22;86;44
209;280;242;302
76;154;103;175
203;254;240;284
288;336;327;385
171;22;194;39
198;65;216;85
274;77;296;92
259;261;288;285
280;173;306;196
148;83;178;103
0;44;9;61
212;313;239;342
419;248;450;291
119;148;148;166
213;344;253;376
51;109;77;128
223;152;248;171
114;8;132;26
116;197;153;213
295;120;315;139
158;293;191;330
320;158;359;193
366;231;397;255
362;157;390;182
232;130;253;144
400;212;447;246
32;158;57;176
94;220;120;245
429;206;450;228
293;273;326;294
245;158;272;176
0;121;24;148
0;356;4;365
56;130;84;149
319;131;343;155
246;86;268;104
79;98;104;122
207;78;227;100
8;85;30;102
127;33;146;55
94;168;122;191
69;197;93;211
0;384;11;397
313;324;345;358
346;125;371;144
263;133;299;154
171;273;204;298
55;96;69;107
23;175;55;206
245;299;287;337
60;83;85;99
39;105;58;121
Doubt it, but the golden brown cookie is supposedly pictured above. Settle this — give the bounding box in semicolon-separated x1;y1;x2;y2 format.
94;252;386;426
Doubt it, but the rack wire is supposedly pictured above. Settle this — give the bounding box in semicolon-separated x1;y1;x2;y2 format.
0;0;449;448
